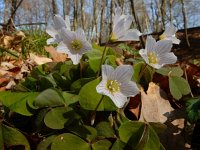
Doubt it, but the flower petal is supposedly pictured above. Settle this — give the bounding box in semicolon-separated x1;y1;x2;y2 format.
54;14;67;30
96;80;107;95
47;38;57;45
76;28;87;41
146;36;156;52
114;7;122;25
112;65;133;83
60;28;76;46
166;37;180;44
56;42;69;54
46;26;57;37
163;24;177;36
102;65;114;80
120;81;140;97
110;92;127;108
155;40;172;54
68;53;82;65
113;18;126;39
159;52;177;65
139;49;149;64
65;15;71;30
149;63;163;69
123;15;133;32
118;29;141;41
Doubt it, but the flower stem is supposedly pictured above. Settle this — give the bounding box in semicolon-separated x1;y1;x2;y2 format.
96;36;111;78
138;63;148;82
90;95;105;125
80;59;84;78
95;95;105;111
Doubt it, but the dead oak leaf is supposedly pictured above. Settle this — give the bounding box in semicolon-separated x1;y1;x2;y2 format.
29;53;52;65
45;46;68;62
139;82;174;123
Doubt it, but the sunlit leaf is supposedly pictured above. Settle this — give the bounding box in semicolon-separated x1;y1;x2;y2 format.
169;76;191;100
85;48;102;59
105;55;117;67
88;58;101;73
79;78;117;111
133;61;144;82
156;67;183;77
95;121;115;138
111;139;126;150
186;97;200;123
119;121;161;150
2;124;30;150
0;91;38;116
92;139;112;150
133;61;153;83
70;77;95;93
44;106;78;129
68;125;97;142
37;135;57;150
142;125;161;150
51;133;90;150
149;122;167;134
34;88;65;108
62;92;80;105
52;72;71;90
119;121;145;144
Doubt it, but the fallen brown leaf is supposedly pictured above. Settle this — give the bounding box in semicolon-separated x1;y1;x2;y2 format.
45;46;68;62
29;53;52;65
139;82;188;149
139;82;173;123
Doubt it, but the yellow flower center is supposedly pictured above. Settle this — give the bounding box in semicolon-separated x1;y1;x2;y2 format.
71;39;83;51
110;33;118;42
147;52;158;64
106;80;120;93
159;34;166;40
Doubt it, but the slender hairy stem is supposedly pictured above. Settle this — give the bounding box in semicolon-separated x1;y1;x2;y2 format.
95;95;105;111
90;95;105;125
79;59;84;78
96;43;109;77
96;34;112;78
184;66;194;97
138;63;148;82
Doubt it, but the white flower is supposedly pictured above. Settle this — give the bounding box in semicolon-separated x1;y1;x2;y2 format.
139;36;177;69
111;6;142;42
57;28;92;65
46;15;71;45
159;24;180;44
96;65;140;108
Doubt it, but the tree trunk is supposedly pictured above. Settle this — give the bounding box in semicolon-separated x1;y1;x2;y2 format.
99;0;105;45
129;0;145;48
160;0;166;28
155;0;163;31
169;0;173;24
3;0;24;32
52;0;58;14
62;0;71;16
118;0;125;12
91;0;99;42
109;0;114;34
181;0;190;47
150;0;155;31
80;0;85;31
3;0;10;24
73;0;78;30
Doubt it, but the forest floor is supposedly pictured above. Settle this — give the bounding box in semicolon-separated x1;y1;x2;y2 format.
0;27;200;149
